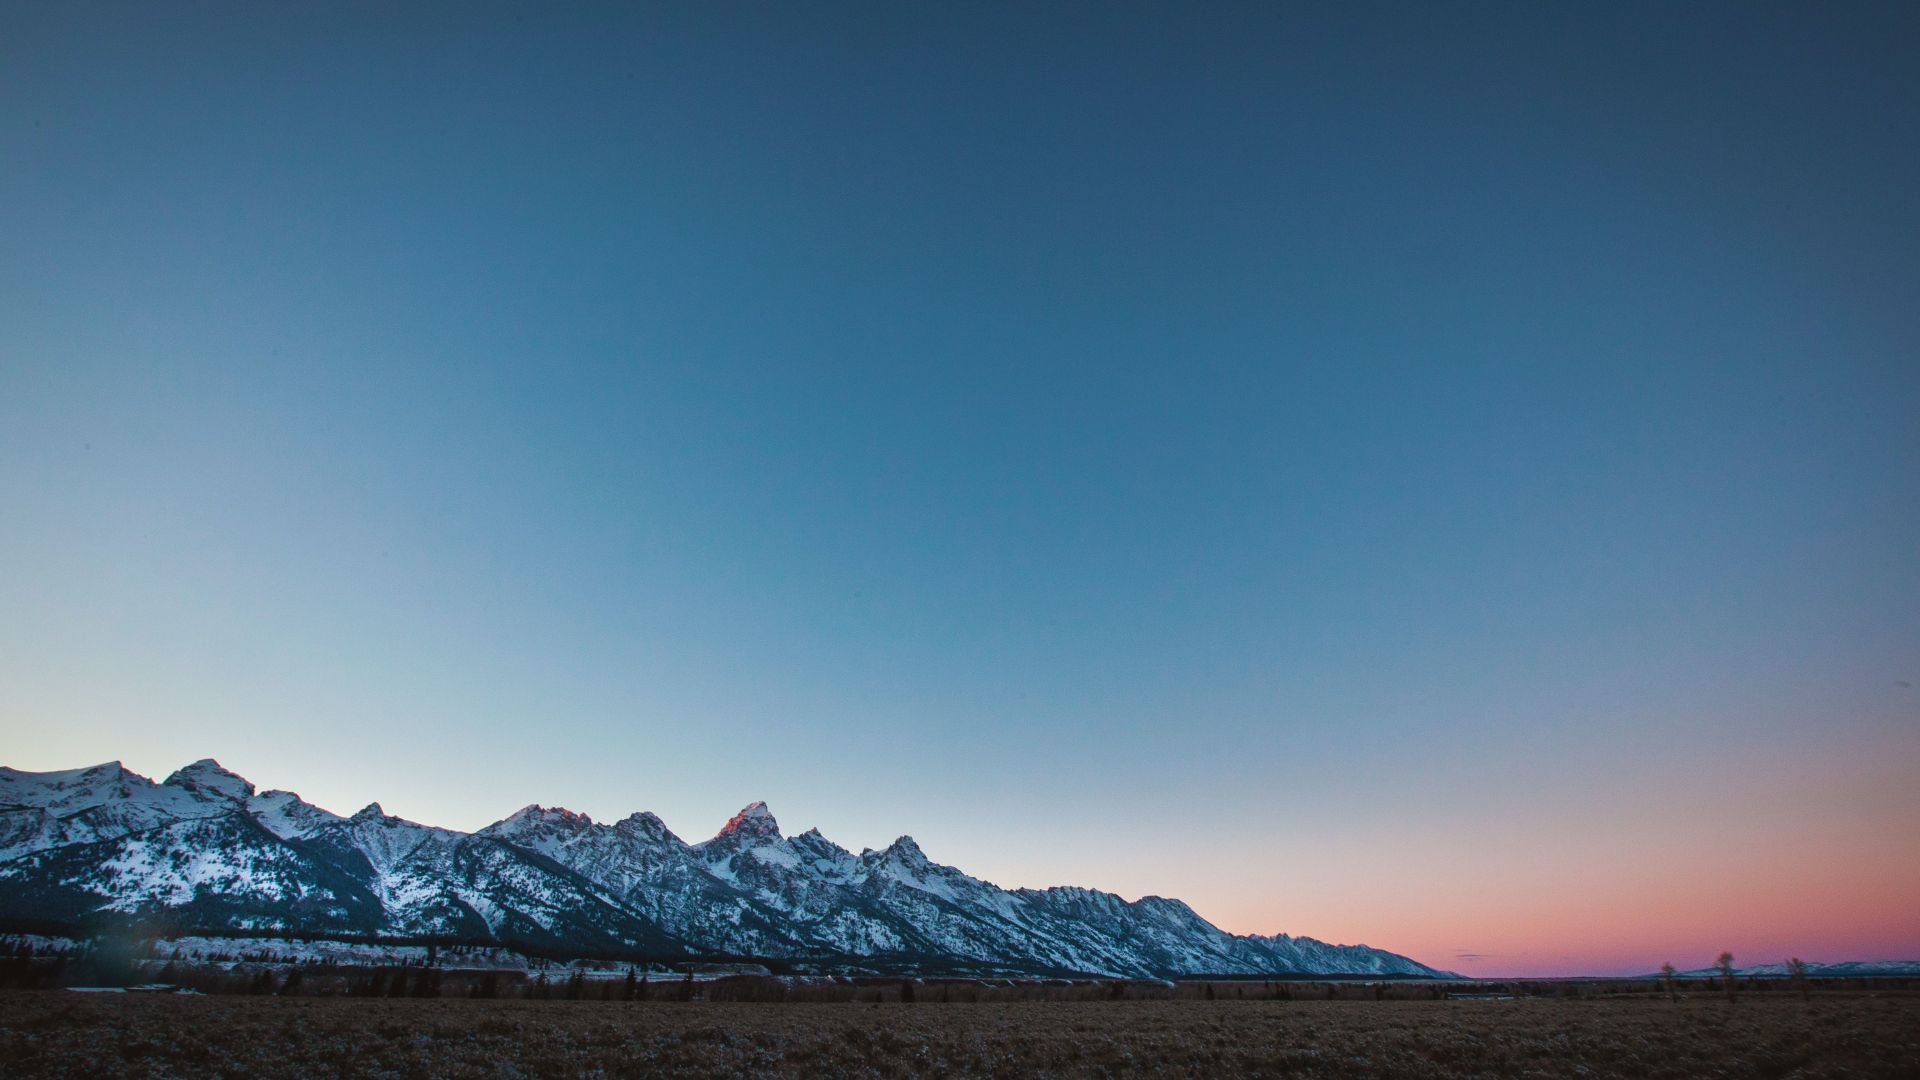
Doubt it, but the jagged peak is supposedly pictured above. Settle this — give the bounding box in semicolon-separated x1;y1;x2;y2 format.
162;758;255;800
615;810;681;843
343;802;454;834
1020;884;1127;911
492;803;594;830
791;826;850;853
715;800;780;840
860;835;933;868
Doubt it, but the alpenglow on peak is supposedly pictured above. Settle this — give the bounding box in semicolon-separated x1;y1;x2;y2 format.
714;800;781;839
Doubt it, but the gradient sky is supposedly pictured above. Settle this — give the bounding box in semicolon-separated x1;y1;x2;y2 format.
3;2;1917;978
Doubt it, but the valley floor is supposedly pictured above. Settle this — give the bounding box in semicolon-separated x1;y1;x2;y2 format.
2;991;1917;1077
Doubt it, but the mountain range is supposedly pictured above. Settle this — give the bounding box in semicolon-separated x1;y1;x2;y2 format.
0;758;1448;979
1668;961;1920;978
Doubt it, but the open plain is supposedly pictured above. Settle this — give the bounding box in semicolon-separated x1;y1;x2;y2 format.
3;990;1918;1078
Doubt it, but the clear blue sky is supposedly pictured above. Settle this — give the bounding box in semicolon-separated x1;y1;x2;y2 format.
3;2;1917;976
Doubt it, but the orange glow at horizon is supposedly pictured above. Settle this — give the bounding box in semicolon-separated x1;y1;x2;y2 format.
1189;753;1920;976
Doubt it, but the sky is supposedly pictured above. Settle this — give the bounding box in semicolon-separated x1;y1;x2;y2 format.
2;2;1917;978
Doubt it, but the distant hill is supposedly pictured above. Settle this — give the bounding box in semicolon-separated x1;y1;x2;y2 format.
1665;961;1920;978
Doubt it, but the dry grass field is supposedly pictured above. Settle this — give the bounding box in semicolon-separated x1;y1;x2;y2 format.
3;990;1917;1078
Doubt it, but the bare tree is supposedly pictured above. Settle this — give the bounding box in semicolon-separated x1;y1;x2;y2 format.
1660;961;1677;1003
1717;952;1736;1002
1787;957;1810;1001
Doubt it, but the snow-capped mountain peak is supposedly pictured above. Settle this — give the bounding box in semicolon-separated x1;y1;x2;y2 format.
714;801;781;840
881;835;928;862
1134;895;1204;922
614;810;681;844
491;804;594;832
790;827;848;855
162;758;255;801
247;789;343;839
786;827;858;880
0;759;252;862
0;761;140;809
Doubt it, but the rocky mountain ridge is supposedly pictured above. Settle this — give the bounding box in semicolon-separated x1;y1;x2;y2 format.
0;758;1450;978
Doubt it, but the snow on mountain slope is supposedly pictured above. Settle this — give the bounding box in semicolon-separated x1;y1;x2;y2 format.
0;812;383;931
305;802;685;953
1671;960;1920;978
478;804;803;956
0;759;1448;978
1231;932;1443;976
248;789;345;839
682;806;961;958
1777;960;1920;977
163;759;255;802
0;760;251;862
788;828;861;882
